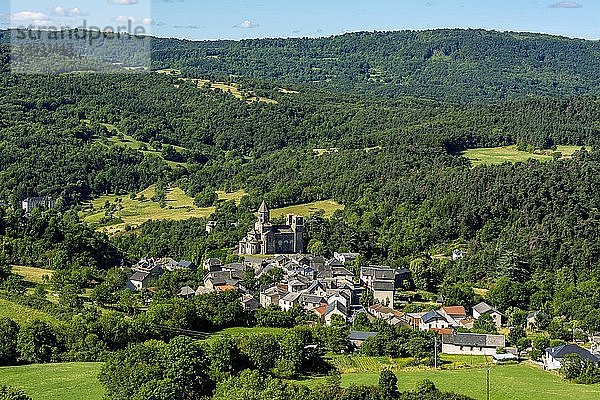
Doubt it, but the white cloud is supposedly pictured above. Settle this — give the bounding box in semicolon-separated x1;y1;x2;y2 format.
49;7;87;17
142;18;154;26
548;1;583;8
110;0;140;4
113;15;137;24
11;11;54;25
234;19;259;29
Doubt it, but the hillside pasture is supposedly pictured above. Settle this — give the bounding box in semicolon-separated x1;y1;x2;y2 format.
11;266;53;284
298;363;600;400
179;77;278;104
0;298;59;326
269;200;344;219
81;185;216;234
0;362;103;400
463;145;588;167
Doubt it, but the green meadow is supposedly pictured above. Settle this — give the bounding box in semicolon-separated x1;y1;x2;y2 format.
298;362;600;400
463;145;587;167
0;363;103;400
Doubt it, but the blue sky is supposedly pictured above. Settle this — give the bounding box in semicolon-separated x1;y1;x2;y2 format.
1;1;599;41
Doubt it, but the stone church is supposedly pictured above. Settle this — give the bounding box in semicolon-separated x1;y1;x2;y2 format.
238;201;304;255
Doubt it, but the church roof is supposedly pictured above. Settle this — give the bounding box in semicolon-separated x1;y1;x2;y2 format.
259;200;269;213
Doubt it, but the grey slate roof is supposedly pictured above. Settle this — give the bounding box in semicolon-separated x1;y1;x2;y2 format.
129;271;150;282
177;260;194;269
300;294;325;304
442;333;505;348
372;280;395;291
472;301;501;315
421;310;447;324
178;286;195;296
349;331;378;341
281;292;301;302
326;300;347;316
546;344;600;363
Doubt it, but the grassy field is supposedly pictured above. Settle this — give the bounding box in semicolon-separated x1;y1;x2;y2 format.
0;298;59;325
81;185;229;234
329;354;489;373
270;200;344;219
83;188;339;234
98;123;189;168
158;70;278;104
299;363;600;400
11;266;53;284
211;326;285;337
0;362;103;400
463;145;588;167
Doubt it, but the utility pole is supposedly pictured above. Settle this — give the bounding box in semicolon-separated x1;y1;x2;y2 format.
486;367;491;400
434;336;438;369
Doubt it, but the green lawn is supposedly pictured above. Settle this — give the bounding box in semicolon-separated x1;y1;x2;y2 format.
299;363;600;400
0;298;59;326
269;200;344;219
463;145;588;167
0;362;103;400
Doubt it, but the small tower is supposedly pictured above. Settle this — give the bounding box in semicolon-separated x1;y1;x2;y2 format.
258;200;270;225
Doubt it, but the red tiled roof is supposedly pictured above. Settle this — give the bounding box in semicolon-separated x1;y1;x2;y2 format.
215;285;236;292
431;328;453;335
442;306;467;316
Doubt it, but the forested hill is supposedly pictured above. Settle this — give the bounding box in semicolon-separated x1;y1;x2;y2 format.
2;28;600;102
151;29;600;102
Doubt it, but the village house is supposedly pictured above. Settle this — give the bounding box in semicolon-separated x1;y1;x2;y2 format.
452;249;465;260
440;306;468;327
325;301;348;325
372;280;395;308
126;271;154;291
419;310;450;331
442;332;506;356
543;344;600;370
205;220;217;233
334;252;360;264
349;331;377;348
299;294;326;310
132;258;169;276
241;294;261;311
203;258;224;272
405;312;426;329
360;266;395;288
259;285;289;308
279;292;301;311
472;301;504;328
175;260;197;272
21;196;55;213
178;286;196;299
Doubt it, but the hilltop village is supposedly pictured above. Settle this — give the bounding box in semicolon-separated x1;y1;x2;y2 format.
122;202;600;371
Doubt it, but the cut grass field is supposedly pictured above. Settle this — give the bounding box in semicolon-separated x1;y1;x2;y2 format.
299;363;600;400
11;266;53;284
0;362;103;400
0;298;59;325
463;145;588;167
270;200;344;219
